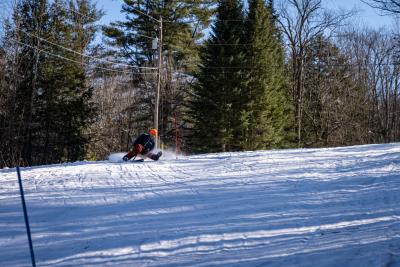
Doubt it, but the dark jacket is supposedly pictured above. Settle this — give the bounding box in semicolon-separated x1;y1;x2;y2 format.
133;133;155;153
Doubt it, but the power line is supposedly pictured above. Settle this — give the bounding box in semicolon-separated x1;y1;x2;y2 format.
19;29;157;70
177;61;400;72
164;19;245;24
7;38;400;78
194;43;252;46
12;38;157;76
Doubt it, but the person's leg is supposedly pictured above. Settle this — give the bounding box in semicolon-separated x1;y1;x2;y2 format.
145;151;162;161
123;144;144;161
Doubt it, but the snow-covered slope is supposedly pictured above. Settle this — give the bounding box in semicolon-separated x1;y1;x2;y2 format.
1;144;400;267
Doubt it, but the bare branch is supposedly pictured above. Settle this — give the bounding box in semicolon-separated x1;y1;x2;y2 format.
361;0;400;14
277;0;355;145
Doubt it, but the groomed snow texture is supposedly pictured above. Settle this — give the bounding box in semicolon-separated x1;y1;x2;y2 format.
1;144;400;266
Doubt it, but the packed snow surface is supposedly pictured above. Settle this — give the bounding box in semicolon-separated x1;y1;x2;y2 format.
1;144;400;266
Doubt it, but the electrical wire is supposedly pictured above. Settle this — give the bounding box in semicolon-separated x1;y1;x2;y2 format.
12;38;157;75
19;29;158;70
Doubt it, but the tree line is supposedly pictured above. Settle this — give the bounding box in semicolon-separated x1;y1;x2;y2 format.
0;0;399;167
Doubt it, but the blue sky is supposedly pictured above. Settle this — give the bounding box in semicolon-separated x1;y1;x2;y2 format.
97;0;396;30
0;0;396;36
322;0;396;29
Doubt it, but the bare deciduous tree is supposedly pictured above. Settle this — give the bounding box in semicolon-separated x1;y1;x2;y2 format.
278;0;353;146
339;28;400;143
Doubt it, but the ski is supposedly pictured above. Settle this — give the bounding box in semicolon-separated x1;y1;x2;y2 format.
120;158;144;163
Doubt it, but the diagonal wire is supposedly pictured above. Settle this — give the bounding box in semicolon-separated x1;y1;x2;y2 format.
20;29;158;70
12;38;157;75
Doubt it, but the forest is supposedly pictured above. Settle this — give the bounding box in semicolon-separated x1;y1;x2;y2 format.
0;0;399;167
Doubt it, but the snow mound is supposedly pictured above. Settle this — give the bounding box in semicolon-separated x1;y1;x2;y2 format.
159;149;179;160
107;152;126;162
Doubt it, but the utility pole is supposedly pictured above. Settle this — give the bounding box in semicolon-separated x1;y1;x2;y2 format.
154;15;163;149
132;8;162;149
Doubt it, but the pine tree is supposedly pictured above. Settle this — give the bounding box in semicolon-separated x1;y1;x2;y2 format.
35;0;100;163
241;0;293;150
1;0;100;166
11;0;48;166
104;0;214;69
188;0;246;153
103;0;216;149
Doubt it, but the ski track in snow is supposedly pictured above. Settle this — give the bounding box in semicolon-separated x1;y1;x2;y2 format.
1;144;400;266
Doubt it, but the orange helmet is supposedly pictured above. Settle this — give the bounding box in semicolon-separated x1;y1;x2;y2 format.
149;128;158;136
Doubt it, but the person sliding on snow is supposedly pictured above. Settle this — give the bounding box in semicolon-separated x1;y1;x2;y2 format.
123;129;162;161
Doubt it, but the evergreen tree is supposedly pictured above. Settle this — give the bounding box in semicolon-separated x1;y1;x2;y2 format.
11;0;48;166
0;0;100;166
241;0;293;150
35;0;100;163
104;0;214;70
189;0;246;153
103;0;216;149
0;40;15;167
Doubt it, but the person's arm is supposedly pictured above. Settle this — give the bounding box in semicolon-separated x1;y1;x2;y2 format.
142;135;155;151
147;139;155;151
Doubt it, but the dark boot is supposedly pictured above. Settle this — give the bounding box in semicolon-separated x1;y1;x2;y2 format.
149;151;162;161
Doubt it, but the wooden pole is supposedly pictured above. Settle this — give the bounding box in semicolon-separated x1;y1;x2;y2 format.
155;16;163;149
